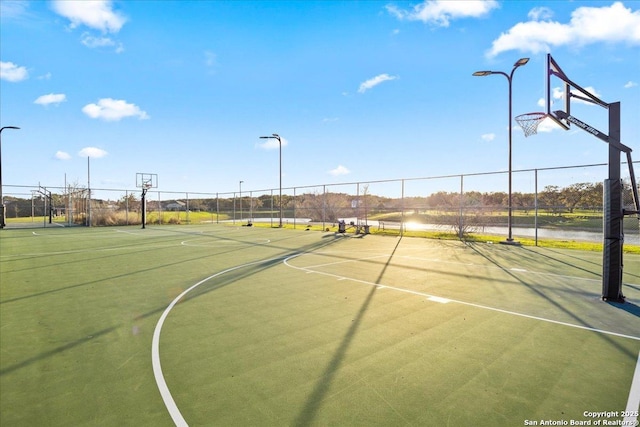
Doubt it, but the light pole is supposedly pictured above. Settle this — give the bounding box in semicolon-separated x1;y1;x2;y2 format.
259;134;283;228
239;180;244;221
473;57;529;244
0;126;20;229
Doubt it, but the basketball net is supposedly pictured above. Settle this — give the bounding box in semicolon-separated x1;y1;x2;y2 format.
515;112;547;137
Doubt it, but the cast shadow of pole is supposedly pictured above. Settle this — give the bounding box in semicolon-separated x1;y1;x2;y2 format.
292;237;402;426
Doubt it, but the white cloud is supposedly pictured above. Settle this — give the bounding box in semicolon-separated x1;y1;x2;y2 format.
0;61;28;82
329;165;350;176
528;7;553;21
37;72;52;80
34;93;67;106
625;81;638;88
55;151;71;160
536;117;561;133
78;147;108;158
551;85;601;105
387;0;498;27
488;2;640;57
82;98;149;121
257;136;288;150
81;32;122;52
51;0;126;33
481;133;495;142
358;74;398;93
81;33;115;48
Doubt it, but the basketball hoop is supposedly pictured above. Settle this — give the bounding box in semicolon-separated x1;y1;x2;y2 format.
515;112;547;137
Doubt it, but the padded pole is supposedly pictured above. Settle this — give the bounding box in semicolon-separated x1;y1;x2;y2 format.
602;179;623;301
602;102;624;302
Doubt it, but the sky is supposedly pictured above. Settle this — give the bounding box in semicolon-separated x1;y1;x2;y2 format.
1;0;639;199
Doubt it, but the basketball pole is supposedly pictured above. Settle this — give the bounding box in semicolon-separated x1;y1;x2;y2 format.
553;104;627;302
141;186;148;229
602;102;624;302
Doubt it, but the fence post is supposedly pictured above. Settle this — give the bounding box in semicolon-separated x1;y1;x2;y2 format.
186;193;190;224
401;179;405;237
356;182;360;226
459;174;464;239
322;185;326;230
535;169;538;246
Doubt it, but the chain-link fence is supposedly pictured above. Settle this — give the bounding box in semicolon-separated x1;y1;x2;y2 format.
3;162;639;245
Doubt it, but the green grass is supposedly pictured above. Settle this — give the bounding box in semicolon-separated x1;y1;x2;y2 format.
1;225;639;426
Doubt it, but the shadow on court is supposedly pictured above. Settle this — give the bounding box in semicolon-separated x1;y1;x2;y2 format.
293;237;402;426
465;241;638;360
607;300;640;318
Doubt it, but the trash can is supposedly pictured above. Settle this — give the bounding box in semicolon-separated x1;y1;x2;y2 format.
338;220;346;233
363;225;370;234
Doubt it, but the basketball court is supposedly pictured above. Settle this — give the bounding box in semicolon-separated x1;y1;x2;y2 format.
1;224;639;426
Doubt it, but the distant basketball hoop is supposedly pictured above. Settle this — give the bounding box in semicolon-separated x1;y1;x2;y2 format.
136;172;158;229
515;112;547;137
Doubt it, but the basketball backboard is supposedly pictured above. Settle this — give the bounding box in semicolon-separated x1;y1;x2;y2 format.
136;172;158;189
546;53;609;131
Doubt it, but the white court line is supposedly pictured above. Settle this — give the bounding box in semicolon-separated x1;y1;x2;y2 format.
152;256;287;427
283;253;640;342
625;350;640;424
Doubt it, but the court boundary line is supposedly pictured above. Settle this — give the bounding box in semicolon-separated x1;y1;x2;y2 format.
283;253;640;342
625;350;640;423
151;256;289;427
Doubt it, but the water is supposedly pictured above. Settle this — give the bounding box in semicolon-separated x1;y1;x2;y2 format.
337;217;640;245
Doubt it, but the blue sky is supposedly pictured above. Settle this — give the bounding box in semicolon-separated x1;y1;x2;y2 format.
1;0;639;198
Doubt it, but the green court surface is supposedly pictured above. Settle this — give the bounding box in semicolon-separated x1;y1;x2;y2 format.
1;225;639;426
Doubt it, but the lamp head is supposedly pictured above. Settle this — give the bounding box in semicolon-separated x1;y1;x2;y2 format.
473;71;493;77
514;57;529;67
